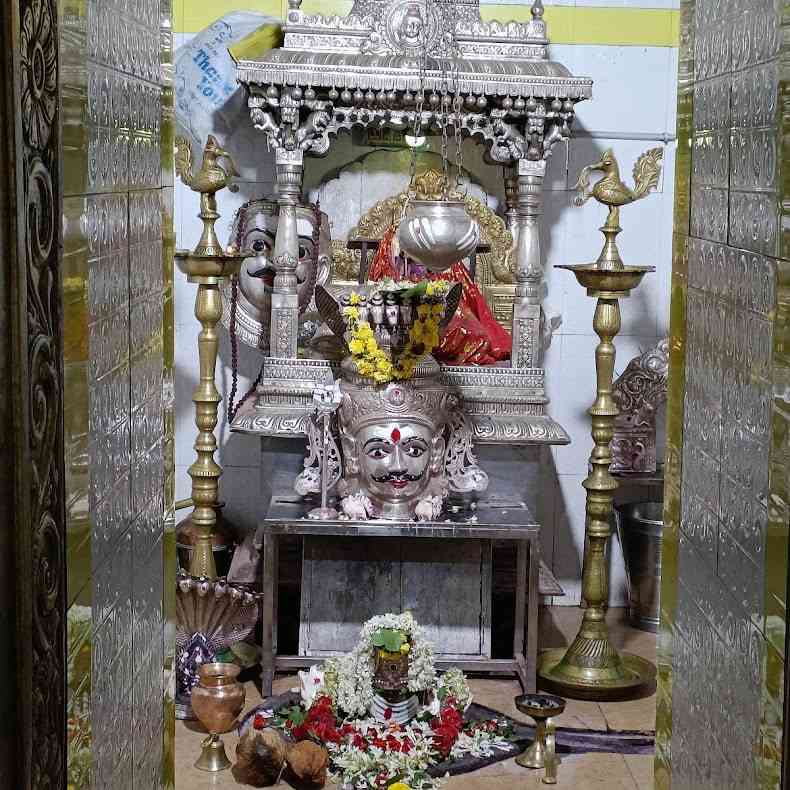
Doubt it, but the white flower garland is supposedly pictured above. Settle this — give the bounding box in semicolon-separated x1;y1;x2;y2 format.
324;612;437;718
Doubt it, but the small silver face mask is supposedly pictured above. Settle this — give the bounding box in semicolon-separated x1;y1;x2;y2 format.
221;199;331;349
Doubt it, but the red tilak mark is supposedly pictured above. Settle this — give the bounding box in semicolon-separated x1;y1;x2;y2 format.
391;427;401;443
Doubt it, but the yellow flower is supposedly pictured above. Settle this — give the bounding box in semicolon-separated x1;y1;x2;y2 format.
410;321;424;342
430;303;444;319
365;338;379;354
395;358;416;380
349;338;365;354
400;643;410;654
417;304;430;319
426;282;437;296
373;370;389;383
358;361;375;376
357;322;374;338
343;306;359;320
425;330;439;349
376;359;393;377
349;292;361;305
389;784;411;790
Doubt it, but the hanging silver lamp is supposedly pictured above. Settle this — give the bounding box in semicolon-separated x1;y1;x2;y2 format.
396;199;480;272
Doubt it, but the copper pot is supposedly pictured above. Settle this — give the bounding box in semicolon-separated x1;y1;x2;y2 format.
191;662;246;735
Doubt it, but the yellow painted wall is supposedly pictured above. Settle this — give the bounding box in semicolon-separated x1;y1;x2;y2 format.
174;0;679;48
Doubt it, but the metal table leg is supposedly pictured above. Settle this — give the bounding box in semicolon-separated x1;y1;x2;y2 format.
261;530;277;696
513;539;528;691
527;538;540;693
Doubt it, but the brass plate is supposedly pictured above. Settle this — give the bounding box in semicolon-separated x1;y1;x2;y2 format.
537;648;657;702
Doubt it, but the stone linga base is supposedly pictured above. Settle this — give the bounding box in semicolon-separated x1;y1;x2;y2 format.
370;693;420;725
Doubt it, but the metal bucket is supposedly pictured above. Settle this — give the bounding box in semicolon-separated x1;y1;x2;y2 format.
614;501;664;633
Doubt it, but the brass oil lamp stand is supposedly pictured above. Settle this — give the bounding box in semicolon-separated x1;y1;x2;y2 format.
538;148;662;700
175;136;245;578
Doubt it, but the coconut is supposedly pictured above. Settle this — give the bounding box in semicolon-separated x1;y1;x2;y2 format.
232;727;288;787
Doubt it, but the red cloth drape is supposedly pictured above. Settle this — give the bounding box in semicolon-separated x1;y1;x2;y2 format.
430;263;511;365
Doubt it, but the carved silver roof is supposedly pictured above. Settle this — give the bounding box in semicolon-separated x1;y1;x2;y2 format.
237;0;592;101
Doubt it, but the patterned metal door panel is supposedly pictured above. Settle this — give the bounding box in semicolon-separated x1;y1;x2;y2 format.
61;0;174;787
658;0;790;786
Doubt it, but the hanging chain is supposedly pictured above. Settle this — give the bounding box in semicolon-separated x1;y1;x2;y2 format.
408;0;430;197
453;64;464;194
440;81;450;197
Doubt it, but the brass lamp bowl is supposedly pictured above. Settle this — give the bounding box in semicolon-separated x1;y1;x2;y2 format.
397;200;480;272
514;693;566;775
555;263;654;298
175;249;245;281
515;692;566;720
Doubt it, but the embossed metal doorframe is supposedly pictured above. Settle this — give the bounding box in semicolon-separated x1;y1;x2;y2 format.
3;0;67;787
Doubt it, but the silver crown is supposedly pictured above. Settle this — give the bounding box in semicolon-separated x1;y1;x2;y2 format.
338;355;456;434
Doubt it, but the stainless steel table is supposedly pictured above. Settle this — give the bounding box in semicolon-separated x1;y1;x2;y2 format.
256;497;542;696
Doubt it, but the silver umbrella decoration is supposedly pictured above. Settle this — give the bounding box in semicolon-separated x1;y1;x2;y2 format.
176;572;262;719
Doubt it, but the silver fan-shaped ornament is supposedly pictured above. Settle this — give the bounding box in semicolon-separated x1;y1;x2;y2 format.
176;572;262;719
396;200;480;272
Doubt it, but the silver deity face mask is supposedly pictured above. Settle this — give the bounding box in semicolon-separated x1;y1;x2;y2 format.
358;422;437;504
337;366;454;520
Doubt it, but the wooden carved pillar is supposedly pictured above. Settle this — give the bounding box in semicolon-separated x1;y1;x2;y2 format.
271;148;303;359
5;0;67;786
511;158;546;369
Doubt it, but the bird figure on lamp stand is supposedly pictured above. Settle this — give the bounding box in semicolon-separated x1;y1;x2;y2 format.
175;134;241;257
573;147;663;269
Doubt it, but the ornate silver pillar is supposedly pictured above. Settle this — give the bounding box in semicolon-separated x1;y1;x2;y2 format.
511;158;546;369
271;148;304;358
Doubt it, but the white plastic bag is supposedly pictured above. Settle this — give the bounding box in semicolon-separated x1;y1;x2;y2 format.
174;12;279;152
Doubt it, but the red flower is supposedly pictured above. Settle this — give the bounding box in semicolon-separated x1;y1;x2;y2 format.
367;727;379;739
352;733;368;750
386;735;401;752
432;724;458;757
384;707;393;721
341;723;357;736
401;736;413;753
372;737;388;750
440;706;463;730
253;713;266;730
291;722;309;741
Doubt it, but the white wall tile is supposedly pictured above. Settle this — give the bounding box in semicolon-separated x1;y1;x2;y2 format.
557;45;674;136
174;319;199;470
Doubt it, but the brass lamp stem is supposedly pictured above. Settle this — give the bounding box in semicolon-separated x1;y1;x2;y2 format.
538;279;655;698
188;282;224;578
556;297;623;678
196;193;223;258
596;206;624;270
